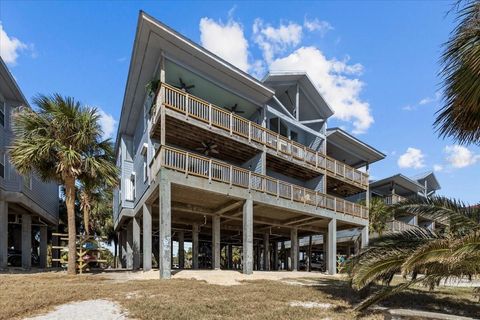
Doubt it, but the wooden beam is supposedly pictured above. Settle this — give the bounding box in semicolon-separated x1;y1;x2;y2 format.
300;119;325;125
213;200;244;215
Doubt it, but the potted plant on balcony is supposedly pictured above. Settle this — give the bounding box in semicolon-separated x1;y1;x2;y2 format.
145;78;160;116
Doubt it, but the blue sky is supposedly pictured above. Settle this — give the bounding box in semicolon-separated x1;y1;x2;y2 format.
1;1;479;203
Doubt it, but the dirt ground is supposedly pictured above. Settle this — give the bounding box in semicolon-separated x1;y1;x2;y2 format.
0;270;478;320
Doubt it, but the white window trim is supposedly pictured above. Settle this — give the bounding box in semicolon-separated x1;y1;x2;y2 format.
125;172;136;202
143;159;148;183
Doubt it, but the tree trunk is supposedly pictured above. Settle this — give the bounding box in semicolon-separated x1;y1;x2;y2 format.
65;176;77;275
83;206;90;235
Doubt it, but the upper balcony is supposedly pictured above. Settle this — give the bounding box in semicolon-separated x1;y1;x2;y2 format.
150;83;369;190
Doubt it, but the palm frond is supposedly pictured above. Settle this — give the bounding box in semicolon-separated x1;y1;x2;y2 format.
434;1;480;145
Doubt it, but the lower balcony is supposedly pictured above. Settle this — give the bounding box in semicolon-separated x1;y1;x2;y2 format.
150;145;369;220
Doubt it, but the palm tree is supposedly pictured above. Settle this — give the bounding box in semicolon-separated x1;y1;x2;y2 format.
349;196;480;310
434;1;480;145
9;94;118;274
363;197;393;237
78;180;101;235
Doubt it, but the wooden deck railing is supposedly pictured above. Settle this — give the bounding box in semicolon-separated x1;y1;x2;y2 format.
384;194;407;205
153;83;369;189
386;220;416;232
151;145;368;220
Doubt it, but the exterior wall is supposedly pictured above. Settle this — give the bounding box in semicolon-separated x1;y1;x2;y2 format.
0;92;58;221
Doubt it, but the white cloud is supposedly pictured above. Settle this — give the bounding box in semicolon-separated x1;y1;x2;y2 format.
0;23;28;65
444;145;480;168
199;17;250;72
98;109;117;140
433;164;443;172
253;19;303;63
303;17;333;35
419;92;441;105
269;47;372;134
397;147;425;169
403;92;442;112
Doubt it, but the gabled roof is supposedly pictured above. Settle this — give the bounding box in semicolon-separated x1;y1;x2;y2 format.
0;57;29;106
116;11;274;150
411;171;441;192
326;127;385;167
370;173;424;193
262;71;334;119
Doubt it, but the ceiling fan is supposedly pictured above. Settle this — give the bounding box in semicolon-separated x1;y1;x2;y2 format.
196;140;219;156
174;77;195;93
226;103;245;114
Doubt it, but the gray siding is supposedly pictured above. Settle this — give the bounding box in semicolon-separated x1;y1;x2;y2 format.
0;95;59;220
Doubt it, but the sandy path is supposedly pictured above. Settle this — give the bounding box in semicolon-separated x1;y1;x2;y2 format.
23;299;127;320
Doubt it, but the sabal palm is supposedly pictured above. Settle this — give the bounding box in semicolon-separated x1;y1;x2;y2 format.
365;197;393;237
9;94;118;274
79;171;116;235
434;1;480;144
349;196;480;310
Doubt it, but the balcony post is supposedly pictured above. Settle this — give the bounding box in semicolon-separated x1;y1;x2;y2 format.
208;159;212;183
248;122;251;142
248;171;251;190
242;198;253;274
208;103;212;126
229;113;233;136
290;185;294;201
229;166;233;187
276;180;279;199
327;218;337;275
185;93;189;118
361;226;369;249
185;153;189;178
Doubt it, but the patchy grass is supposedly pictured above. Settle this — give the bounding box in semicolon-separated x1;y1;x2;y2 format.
0;272;478;320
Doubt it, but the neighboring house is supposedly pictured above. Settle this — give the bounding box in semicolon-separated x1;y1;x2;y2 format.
0;58;59;269
370;171;442;232
113;12;385;278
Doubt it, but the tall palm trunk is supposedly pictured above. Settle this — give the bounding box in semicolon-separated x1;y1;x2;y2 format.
83;205;90;235
65;176;77;275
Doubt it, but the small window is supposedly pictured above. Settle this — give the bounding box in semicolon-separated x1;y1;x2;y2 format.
0;102;5;127
0;150;5;178
143;157;148;182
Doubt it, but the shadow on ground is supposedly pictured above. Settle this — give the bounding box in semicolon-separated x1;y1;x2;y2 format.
304;277;480;318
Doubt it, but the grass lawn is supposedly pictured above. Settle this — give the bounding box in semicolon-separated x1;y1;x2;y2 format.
0;273;478;320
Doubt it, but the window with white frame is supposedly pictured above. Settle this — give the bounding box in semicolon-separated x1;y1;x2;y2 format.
125;173;135;201
0;150;5;179
143;157;148;182
0;101;5;127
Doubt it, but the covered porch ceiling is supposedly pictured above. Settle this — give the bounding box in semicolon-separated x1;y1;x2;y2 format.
165;60;260;121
